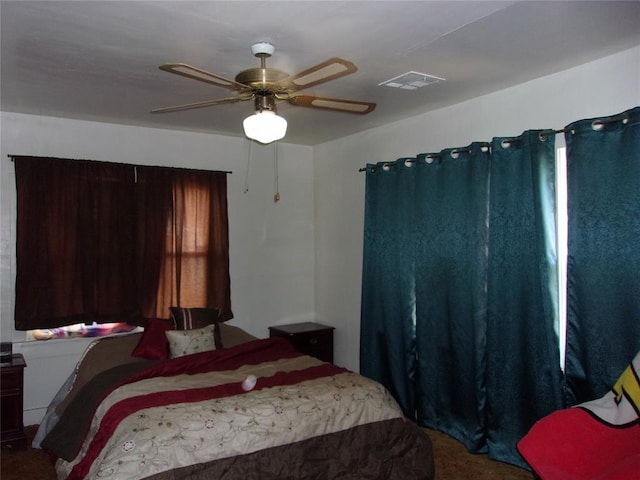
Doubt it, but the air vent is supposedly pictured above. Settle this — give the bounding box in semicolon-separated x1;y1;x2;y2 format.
379;71;444;90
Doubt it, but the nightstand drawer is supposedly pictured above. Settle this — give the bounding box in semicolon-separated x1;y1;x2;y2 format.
269;322;335;363
0;370;22;391
290;330;332;349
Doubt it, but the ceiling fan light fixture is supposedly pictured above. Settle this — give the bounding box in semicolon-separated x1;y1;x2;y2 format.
243;94;287;144
243;110;287;144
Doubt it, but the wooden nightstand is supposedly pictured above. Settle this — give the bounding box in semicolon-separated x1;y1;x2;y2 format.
1;354;27;450
0;353;27;450
269;322;335;363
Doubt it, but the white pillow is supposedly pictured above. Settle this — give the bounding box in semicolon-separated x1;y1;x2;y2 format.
166;323;217;358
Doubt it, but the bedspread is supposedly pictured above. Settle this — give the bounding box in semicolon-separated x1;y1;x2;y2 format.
47;338;422;480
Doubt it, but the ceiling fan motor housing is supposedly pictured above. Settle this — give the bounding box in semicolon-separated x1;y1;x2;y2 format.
235;68;288;91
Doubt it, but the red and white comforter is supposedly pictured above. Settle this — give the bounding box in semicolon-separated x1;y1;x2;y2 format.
50;338;406;480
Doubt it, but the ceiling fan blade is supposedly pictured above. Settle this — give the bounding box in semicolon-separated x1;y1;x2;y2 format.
151;95;250;114
275;58;358;92
288;95;376;114
159;63;250;92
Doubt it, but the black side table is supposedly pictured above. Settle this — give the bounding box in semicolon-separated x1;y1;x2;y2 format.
269;322;335;363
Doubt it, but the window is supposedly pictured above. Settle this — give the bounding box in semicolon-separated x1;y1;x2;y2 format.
556;147;568;370
152;169;232;318
14;156;231;334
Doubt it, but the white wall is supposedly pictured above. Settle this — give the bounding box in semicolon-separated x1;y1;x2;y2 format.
2;46;639;425
314;46;640;372
0;115;315;424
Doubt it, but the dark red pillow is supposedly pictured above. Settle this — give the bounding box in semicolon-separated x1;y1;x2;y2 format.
132;318;174;360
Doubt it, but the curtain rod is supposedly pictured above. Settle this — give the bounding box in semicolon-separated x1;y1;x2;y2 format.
358;111;631;172
7;155;232;174
537;112;629;140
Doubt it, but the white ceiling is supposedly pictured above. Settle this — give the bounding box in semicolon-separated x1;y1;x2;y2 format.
2;1;640;146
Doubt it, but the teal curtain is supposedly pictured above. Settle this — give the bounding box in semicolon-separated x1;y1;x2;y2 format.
360;159;418;418
360;109;637;468
361;134;562;468
564;107;640;404
413;144;491;454
485;132;564;466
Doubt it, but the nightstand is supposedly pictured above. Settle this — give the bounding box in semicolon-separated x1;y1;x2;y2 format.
1;354;27;450
269;322;335;363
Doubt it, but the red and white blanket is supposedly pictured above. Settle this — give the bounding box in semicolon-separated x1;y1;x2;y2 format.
48;338;406;480
518;350;640;479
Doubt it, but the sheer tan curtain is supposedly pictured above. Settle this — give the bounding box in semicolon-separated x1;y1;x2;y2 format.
147;168;232;320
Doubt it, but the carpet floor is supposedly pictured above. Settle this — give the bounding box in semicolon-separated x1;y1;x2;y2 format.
1;425;534;479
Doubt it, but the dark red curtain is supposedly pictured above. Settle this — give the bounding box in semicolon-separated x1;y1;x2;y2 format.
14;156;231;330
15;157;137;328
133;165;173;320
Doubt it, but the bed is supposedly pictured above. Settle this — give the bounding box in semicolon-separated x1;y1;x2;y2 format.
35;317;434;480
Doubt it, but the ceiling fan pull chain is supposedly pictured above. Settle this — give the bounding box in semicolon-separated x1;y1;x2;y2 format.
244;139;253;194
274;141;280;202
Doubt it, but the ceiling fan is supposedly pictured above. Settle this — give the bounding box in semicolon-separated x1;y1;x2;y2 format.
152;43;376;143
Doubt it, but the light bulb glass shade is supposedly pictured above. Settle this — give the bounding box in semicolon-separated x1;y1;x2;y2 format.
243;110;287;144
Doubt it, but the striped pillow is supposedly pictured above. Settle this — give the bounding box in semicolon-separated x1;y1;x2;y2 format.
169;307;223;349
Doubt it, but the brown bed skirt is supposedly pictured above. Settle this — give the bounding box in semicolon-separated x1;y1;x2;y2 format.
145;418;434;480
